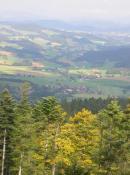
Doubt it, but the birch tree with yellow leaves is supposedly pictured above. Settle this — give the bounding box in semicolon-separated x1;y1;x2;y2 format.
56;109;99;175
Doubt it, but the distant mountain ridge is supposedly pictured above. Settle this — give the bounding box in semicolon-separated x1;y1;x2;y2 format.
1;20;130;32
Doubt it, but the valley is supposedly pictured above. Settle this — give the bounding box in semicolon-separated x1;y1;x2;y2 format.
0;22;130;100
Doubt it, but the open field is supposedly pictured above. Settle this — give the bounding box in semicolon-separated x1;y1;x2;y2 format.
0;65;30;74
0;65;57;76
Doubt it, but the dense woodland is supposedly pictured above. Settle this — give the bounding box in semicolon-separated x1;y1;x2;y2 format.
62;98;129;115
0;83;130;175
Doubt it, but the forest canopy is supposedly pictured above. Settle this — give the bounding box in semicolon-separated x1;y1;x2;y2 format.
0;84;130;175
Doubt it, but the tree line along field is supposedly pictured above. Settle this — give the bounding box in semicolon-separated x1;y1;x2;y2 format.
0;83;130;175
0;53;130;99
0;71;129;100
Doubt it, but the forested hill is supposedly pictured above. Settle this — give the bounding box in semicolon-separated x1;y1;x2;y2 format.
0;84;130;175
0;22;130;68
80;46;130;68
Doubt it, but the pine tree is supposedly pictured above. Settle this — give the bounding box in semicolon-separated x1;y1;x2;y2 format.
11;83;34;175
0;89;15;175
97;101;128;175
122;99;130;174
33;96;67;175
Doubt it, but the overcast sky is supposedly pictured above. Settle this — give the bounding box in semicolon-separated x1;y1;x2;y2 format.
1;0;130;22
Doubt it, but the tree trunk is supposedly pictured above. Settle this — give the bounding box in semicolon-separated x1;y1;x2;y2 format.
52;164;56;175
18;153;23;175
18;166;22;175
51;125;59;175
1;129;6;175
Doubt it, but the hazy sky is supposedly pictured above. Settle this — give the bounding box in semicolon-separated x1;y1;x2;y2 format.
1;0;130;22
